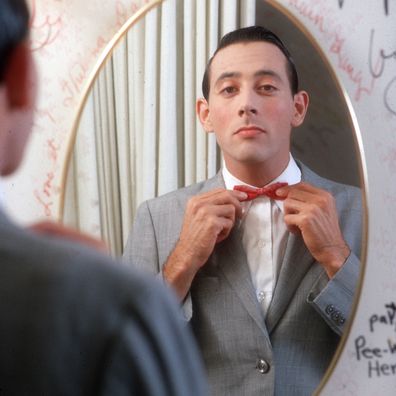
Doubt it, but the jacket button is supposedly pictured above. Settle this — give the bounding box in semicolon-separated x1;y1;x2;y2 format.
256;358;270;374
331;311;340;321
325;304;335;315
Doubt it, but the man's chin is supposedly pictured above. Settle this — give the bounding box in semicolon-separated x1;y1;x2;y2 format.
234;154;271;164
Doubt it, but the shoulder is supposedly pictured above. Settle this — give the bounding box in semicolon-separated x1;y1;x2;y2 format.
1;215;164;308
299;161;362;207
0;214;207;394
298;162;362;198
139;172;224;213
0;215;186;341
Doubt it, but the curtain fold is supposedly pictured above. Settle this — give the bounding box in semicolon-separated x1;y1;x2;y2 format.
64;0;256;256
158;0;179;195
142;7;159;202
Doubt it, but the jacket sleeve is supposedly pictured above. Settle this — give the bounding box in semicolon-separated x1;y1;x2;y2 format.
307;252;360;335
122;201;160;276
308;183;363;336
122;201;193;321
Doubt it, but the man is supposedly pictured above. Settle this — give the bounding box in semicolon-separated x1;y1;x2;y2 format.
0;0;207;394
124;26;362;395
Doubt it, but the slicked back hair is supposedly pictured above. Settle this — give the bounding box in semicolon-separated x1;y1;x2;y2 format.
202;26;299;100
0;0;29;82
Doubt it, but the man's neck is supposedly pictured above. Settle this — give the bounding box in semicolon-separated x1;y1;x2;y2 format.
224;158;290;187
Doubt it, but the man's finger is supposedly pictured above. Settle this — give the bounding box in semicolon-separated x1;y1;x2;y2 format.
190;190;246;218
277;182;324;200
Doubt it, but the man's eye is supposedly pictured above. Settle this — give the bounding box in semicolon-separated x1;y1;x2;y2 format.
258;85;276;92
221;86;237;94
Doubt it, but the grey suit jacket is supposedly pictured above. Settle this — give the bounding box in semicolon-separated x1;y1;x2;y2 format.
123;162;362;396
0;209;207;396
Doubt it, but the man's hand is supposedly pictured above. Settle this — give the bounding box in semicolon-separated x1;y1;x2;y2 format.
163;188;247;300
276;183;350;278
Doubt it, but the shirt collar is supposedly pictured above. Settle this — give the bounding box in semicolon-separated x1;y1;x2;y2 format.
222;154;301;212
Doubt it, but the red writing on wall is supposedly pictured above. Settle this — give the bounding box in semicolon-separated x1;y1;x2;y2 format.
60;36;107;108
34;177;54;217
29;0;63;52
288;0;376;102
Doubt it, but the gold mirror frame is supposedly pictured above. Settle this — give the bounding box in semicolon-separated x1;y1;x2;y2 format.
58;0;368;393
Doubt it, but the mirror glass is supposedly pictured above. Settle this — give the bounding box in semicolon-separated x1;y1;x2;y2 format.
61;0;365;392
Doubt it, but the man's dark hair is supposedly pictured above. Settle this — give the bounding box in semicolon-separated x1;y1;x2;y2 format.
202;26;299;100
0;0;30;82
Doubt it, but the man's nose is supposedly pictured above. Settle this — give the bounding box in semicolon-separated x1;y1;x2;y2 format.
238;91;258;116
238;104;258;117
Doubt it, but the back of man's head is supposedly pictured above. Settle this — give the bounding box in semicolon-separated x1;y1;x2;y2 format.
0;0;29;83
202;25;299;100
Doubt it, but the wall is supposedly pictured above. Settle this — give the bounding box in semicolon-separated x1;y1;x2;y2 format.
2;0;396;393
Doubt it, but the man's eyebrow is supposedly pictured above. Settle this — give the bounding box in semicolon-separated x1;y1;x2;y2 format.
214;69;283;86
254;69;282;80
214;72;241;86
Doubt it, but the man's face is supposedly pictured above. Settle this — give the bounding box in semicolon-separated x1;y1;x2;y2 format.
197;41;308;178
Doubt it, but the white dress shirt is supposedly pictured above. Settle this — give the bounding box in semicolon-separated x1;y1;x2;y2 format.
222;155;301;315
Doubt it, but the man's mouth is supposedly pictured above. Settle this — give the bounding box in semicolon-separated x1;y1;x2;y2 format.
235;125;266;137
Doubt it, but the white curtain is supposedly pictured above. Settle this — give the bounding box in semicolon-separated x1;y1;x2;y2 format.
64;0;256;256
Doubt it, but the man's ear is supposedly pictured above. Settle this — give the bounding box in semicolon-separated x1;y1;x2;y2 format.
4;42;32;109
196;97;213;133
291;90;309;128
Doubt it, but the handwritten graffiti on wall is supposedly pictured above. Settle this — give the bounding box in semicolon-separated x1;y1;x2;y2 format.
369;29;396;116
289;0;395;117
26;0;144;218
354;302;396;378
337;0;391;16
29;0;63;52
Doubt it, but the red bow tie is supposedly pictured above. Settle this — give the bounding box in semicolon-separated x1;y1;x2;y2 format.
233;182;288;202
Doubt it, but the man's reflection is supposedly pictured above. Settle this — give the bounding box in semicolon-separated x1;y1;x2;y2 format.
123;26;362;395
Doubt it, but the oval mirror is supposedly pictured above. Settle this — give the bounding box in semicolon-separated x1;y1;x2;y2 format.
60;0;366;394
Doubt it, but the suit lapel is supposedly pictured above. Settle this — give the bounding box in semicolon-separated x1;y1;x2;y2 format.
200;171;225;192
265;162;318;334
265;232;315;333
215;226;268;335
